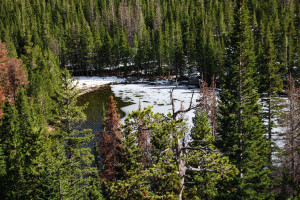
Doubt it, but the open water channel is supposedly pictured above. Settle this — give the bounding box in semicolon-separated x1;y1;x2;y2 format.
76;85;133;133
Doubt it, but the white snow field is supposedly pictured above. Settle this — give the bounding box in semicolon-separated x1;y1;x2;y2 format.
74;76;201;129
75;76;126;94
111;84;200;129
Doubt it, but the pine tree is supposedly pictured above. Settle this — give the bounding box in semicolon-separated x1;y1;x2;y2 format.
155;28;164;76
217;1;272;199
21;45;57;121
125;107;180;199
53;68;102;199
119;29;131;76
80;19;95;76
0;101;20;198
0;91;47;199
92;21;103;74
106;122;152;199
173;21;185;77
259;25;283;167
102;31;113;71
184;110;237;199
0;142;5;178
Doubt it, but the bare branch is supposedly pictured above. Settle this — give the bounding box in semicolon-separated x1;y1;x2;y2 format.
185;182;197;185
186;167;218;172
159;147;171;156
169;86;197;120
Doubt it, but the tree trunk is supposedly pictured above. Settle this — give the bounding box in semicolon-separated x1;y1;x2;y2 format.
177;137;186;200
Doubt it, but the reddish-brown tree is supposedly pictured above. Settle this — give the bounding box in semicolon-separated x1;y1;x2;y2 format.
99;96;123;181
197;78;217;136
0;41;28;118
0;42;8;117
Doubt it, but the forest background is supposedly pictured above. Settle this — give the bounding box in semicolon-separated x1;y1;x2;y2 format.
0;0;299;199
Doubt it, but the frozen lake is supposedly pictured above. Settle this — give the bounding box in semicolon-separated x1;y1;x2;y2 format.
76;83;200;133
75;76;286;155
111;84;200;129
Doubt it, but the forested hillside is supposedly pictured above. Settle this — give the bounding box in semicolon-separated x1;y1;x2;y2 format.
0;0;299;80
0;0;299;199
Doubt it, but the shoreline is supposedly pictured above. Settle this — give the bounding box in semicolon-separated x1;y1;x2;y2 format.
78;83;112;96
74;76;126;96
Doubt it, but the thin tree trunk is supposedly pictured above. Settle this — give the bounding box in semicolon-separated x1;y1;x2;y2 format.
268;97;272;166
289;88;295;180
177;137;185;200
59;180;62;200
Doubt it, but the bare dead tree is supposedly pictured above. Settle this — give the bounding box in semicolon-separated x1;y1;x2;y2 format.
109;0;115;23
119;0;126;28
169;86;198;121
280;75;300;196
89;0;94;23
153;2;162;31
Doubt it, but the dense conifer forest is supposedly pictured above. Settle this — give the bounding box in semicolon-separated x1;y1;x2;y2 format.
0;0;299;199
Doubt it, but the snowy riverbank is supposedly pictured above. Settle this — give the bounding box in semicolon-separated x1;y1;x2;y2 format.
75;76;126;95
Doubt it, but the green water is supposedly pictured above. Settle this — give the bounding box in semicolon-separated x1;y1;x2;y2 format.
76;85;133;133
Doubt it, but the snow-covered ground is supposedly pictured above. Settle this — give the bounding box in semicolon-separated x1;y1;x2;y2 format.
111;84;200;129
75;76;126;93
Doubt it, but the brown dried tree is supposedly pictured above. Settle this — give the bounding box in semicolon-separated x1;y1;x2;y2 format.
0;41;28;118
197;78;217;136
99;96;123;181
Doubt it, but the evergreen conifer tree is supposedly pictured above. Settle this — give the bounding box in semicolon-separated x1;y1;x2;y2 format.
0;91;47;199
217;1;272;199
260;25;283;167
106;122;152;199
184;110;237;199
53;68;102;199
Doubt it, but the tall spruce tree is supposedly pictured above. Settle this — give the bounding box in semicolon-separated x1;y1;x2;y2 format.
259;25;283;167
217;1;272;199
106;117;152;199
53;68;102;199
184;110;237;200
0;91;47;199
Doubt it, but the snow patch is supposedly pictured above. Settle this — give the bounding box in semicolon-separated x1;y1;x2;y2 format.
111;84;200;130
75;76;126;90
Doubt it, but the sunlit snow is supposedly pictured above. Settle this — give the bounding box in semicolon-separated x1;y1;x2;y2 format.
111;84;200;130
75;76;287;149
75;76;125;90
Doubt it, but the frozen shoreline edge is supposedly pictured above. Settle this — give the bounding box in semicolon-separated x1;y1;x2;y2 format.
77;83;111;96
